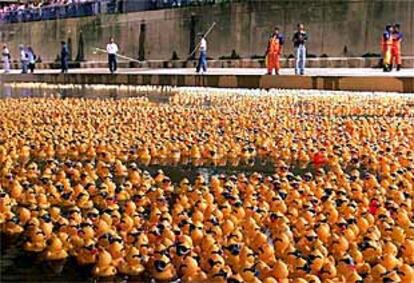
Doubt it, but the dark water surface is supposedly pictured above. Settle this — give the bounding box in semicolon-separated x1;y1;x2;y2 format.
0;84;174;104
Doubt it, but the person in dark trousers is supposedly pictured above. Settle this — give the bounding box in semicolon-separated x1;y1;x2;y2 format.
19;44;28;74
60;41;69;73
27;46;36;73
391;23;403;71
196;33;207;74
292;23;308;75
106;37;119;74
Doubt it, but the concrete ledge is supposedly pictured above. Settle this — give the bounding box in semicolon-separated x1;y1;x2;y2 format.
2;57;414;70
2;72;414;93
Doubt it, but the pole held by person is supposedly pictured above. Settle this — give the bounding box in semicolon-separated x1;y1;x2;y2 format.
93;47;143;63
188;21;216;58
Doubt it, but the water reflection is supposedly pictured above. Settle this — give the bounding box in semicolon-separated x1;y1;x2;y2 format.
1;84;12;98
0;84;174;104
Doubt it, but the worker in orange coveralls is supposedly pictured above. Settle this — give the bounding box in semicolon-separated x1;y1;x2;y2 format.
266;27;284;75
381;24;393;72
391;23;403;71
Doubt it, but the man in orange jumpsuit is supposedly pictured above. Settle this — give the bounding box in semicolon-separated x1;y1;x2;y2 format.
266;27;284;75
381;25;393;72
391;24;403;71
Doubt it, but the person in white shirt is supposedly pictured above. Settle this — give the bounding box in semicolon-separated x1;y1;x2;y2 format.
19;44;28;74
2;44;11;73
196;33;207;73
106;37;119;74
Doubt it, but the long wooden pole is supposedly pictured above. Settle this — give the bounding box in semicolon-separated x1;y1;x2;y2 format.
93;47;143;63
188;22;216;58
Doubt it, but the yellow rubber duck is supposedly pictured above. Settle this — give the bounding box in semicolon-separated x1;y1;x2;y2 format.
92;248;117;277
118;246;145;276
44;235;68;261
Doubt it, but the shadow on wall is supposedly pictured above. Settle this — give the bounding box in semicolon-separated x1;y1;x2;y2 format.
138;20;146;61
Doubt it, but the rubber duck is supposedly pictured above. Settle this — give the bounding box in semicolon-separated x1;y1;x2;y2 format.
367;263;387;283
399;264;414;283
24;228;47;252
76;239;98;265
270;259;289;282
92;248;117;277
150;253;177;281
319;260;337;280
381;252;402;271
331;235;349;257
240;262;262;283
224;242;242;268
401;239;414;265
208;261;232;282
258;242;276;266
44;235;68;261
179;255;207;282
337;255;356;279
2;201;19;226
309;248;325;273
107;236;125;266
118;246;145;276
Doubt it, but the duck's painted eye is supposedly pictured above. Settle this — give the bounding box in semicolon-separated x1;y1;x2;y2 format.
154;260;167;272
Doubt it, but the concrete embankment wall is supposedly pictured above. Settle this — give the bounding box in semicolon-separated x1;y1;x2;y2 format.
2;72;414;93
0;0;413;62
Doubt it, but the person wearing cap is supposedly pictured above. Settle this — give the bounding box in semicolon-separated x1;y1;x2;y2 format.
292;23;308;75
60;41;69;73
106;37;118;74
196;33;207;74
19;44;28;74
266;27;284;75
381;25;393;72
2;44;11;73
391;24;403;71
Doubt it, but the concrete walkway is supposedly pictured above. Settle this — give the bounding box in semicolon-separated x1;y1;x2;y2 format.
1;67;414;77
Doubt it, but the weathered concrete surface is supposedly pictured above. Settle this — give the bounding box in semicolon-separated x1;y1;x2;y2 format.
0;0;413;62
2;57;414;70
1;68;413;93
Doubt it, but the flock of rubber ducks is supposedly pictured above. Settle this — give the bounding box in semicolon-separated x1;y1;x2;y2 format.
1;87;414;282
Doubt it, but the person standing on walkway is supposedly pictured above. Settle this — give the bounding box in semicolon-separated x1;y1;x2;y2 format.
381;25;393;72
391;23;403;71
196;33;207;74
60;41;69;73
27;46;36;73
266;27;284;75
292;23;308;75
106;37;118;74
2;44;11;73
19;44;28;74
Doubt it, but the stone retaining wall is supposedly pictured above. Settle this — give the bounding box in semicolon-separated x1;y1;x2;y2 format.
2;72;413;93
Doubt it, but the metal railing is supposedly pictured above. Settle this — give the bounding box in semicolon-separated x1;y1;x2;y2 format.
0;0;233;24
0;0;115;23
